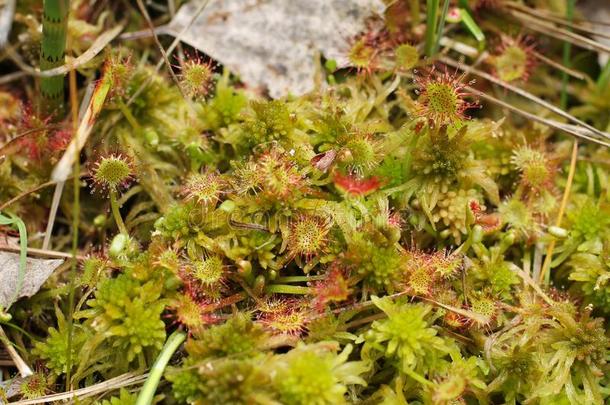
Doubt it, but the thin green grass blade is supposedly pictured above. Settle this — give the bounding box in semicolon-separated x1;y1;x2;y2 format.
432;0;451;56
460;8;485;44
135;331;186;405
424;0;439;57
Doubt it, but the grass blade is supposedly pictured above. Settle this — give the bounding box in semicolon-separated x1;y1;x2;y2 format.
425;0;439;57
432;0;450;55
135;331;186;405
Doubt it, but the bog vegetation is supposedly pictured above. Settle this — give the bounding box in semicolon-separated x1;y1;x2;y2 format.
0;0;609;404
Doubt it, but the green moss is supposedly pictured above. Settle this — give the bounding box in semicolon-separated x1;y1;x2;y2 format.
80;273;166;363
186;313;268;359
33;309;89;375
362;297;453;374
9;11;610;404
347;233;404;292
97;389;137;405
272;343;367;405
567;251;610;314
245;100;296;146
202;75;247;130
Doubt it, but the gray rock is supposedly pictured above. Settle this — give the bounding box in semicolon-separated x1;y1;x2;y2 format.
167;0;385;98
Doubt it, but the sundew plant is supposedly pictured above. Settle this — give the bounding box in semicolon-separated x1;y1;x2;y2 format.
0;0;610;404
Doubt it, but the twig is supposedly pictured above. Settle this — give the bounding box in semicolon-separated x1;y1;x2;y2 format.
126;0;210;108
0;70;25;85
0;244;84;260
439;36;585;80
7;25;123;77
135;0;187;99
508;263;554;305
505;2;610;38
157;0;210;69
535;1;579;286
0;325;31;378
432;0;450;56
440;56;610;143
41;182;65;250
508;9;610;55
64;45;83;389
0;178;66;212
419;296;490;324
166;0;185;67
10;372;147;404
532;50;585;81
466;85;610;147
0;124;66;151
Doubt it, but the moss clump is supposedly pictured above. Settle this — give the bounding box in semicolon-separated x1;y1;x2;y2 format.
245;100;296;146
271;343;367;405
78;273;166;364
346;233;404;292
361;297;453;374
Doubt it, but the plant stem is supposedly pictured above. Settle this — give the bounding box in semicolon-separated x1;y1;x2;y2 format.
403;368;434;387
597;60;610;91
538;140;578;285
110;189;128;235
424;0;439;57
118;100;141;130
65;58;80;389
264;284;312;295
274;275;325;283
40;0;69;117
540;0;577;286
135;331;186;405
